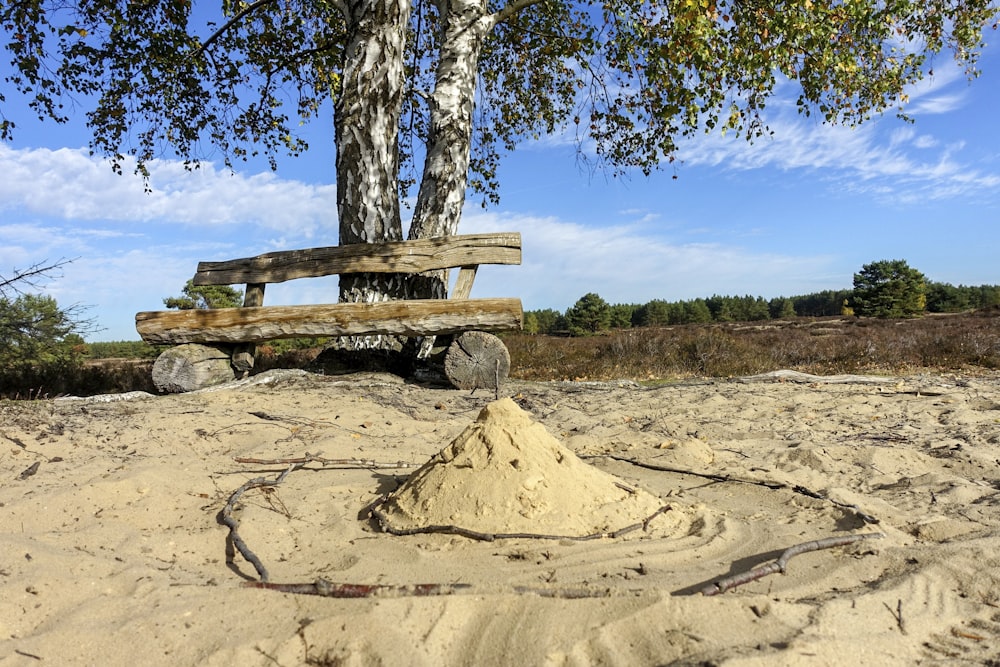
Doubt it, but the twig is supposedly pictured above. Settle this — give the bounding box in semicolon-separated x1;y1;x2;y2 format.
242;578;618;599
13;649;42;661
589;454;783;488
700;533;884;596
243;579;473;598
885;599;906;633
370;500;672;542
218;462;303;582
233;452;418;469
495;358;501;401
3;432;28;449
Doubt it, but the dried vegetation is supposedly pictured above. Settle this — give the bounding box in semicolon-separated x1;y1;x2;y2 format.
504;309;1000;382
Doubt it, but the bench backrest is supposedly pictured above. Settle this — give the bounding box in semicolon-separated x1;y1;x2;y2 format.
192;233;521;286
136;233;522;351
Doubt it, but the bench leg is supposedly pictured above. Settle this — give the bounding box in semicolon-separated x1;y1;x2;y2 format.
231;344;256;378
152;343;236;393
443;331;510;396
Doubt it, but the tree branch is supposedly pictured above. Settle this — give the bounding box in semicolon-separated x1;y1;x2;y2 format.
701;533;885;596
233;452;418;469
370;497;672;541
191;0;279;60
0;258;75;297
217;462;304;582
243;579;618;599
494;0;547;25
593;454;881;525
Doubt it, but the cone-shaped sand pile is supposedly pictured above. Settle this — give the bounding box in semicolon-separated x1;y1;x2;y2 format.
377;397;670;537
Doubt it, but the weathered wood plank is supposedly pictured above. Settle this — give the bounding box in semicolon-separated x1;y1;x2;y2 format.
231;283;266;375
451;266;477;299
136;298;523;345
192;233;521;286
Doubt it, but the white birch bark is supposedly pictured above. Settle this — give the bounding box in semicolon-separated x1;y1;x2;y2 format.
336;0;411;307
333;0;413;350
407;0;496;242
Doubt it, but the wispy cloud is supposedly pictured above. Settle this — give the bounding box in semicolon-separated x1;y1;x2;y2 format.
463;210;837;311
676;108;1000;204
534;57;996;205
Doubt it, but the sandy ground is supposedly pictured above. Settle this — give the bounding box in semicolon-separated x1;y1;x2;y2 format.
2;369;999;666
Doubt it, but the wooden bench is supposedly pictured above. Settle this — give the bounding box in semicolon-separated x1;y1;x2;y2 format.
135;233;523;393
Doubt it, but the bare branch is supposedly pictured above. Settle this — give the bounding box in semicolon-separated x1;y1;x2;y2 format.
233;452;418;469
701;533;885;596
593;454;881;525
218;462;304;582
371;497;672;541
243;579;619;599
0;258;76;297
191;0;279;60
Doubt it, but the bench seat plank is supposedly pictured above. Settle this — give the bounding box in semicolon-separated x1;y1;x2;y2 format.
192;233;521;286
136;298;522;345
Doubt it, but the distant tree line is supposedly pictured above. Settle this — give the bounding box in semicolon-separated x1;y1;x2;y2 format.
525;260;1000;336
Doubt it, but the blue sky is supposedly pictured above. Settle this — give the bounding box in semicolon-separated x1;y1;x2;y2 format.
1;44;998;342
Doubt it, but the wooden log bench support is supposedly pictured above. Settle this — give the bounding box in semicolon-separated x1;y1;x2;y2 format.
135;233;523;393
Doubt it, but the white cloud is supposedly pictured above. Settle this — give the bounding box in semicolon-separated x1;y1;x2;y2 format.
0;145;338;237
904;63;970;114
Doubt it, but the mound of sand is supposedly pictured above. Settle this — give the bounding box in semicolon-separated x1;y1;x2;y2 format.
376;397;668;537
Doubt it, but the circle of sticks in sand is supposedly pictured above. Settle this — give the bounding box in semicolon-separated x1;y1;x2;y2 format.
219;451;887;599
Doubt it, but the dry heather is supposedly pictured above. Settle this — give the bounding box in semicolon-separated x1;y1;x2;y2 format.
505;309;1000;382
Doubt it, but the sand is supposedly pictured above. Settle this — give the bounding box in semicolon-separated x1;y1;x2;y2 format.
376;397;674;538
1;369;999;665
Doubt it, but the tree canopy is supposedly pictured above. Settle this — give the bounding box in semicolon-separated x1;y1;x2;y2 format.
565;291;612;334
0;259;95;373
852;259;927;318
6;1;996;199
163;279;244;310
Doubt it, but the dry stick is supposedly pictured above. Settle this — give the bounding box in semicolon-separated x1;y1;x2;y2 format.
700;532;885;596
243;580;474;598
218;462;304;582
495;358;501;401
884;599;906;633
369;500;672;542
596;454;880;525
234;452;418;469
242;579;617;599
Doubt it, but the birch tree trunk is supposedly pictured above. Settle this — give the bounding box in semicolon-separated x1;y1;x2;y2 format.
335;0;412;349
336;0;410;306
408;0;494;243
334;0;502;313
406;0;495;302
